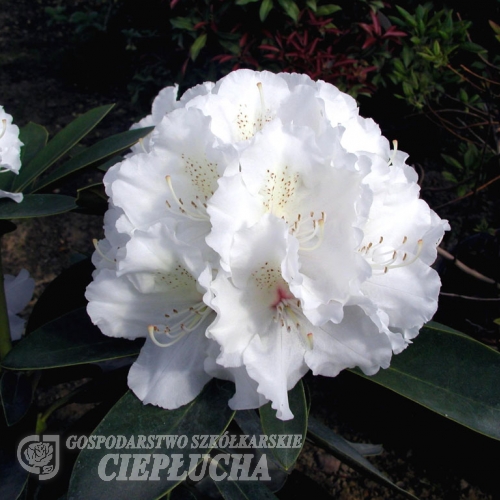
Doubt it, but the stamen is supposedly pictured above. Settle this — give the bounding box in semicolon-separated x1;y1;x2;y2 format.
307;332;314;349
147;303;211;348
165;175;209;221
388;140;398;166
138;138;148;154
365;237;424;273
256;82;266;118
299;213;326;252
92;239;116;264
0;119;6;140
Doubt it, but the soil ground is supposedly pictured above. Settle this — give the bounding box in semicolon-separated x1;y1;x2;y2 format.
0;1;499;499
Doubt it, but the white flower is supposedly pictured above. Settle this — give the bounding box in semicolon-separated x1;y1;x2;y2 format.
4;269;35;340
87;69;448;419
0;106;23;203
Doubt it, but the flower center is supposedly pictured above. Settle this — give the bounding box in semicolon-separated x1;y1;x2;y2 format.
359;235;423;273
274;296;314;350
235;82;273;141
290;211;326;252
148;302;212;347
165;175;210;221
0;119;6;140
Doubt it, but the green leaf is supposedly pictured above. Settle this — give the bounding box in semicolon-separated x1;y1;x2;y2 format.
352;322;500;441
75;183;108;215
27;258;93;333
97;155;123;172
259;0;274;22
0;370;34;426
315;4;341;16
34;127;153;192
19;123;49;169
2;307;144;370
461;41;487;54
170;17;196;31
0;194;77;219
277;0;300;21
442;171;458;183
259;380;307;470
212;458;278;499
306;0;317;12
307;417;418;500
441;153;463;170
464;144;478;169
190;33;207;61
68;382;235;500
12;104;114;193
235;0;260;4
0;451;29;500
395;6;417;28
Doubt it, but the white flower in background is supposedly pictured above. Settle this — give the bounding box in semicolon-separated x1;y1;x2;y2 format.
87;69;448;420
4;269;35;340
0;106;23;203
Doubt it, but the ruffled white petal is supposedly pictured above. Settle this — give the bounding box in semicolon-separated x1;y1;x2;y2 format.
4;269;35;340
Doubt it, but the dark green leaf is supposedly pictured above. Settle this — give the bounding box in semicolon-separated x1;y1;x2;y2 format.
235;0;260;4
461;41;487;54
26;258;94;333
0;370;34;425
306;0;317;12
75;183;108;215
213;457;278;499
315;4;342;16
351;322;500;441
34;127;153;192
259;0;274;22
259;380;307;470
277;0;300;21
307;417;418;500
0;450;29;500
170;17;196;31
190;33;207;61
441;154;463;170
0;194;77;219
13;104;114;193
2;307;144;370
97;155;123;173
19;122;49;168
395;6;417;27
68;382;235;500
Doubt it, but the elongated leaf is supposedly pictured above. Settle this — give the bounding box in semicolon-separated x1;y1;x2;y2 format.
34;126;153;192
307;417;417;500
190;33;207;61
13;104;114;192
19;122;49;167
68;382;235;500
213;456;278;499
0;121;47;204
0;194;77;219
260;0;274;21
352;322;500;441
259;381;307;470
0;450;29;500
0;370;34;425
0;171;17;194
2;307;144;370
75;183;107;215
27;258;93;333
97;155;123;172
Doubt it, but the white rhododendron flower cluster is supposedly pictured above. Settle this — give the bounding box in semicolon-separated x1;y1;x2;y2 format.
86;70;449;420
0;105;23;203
